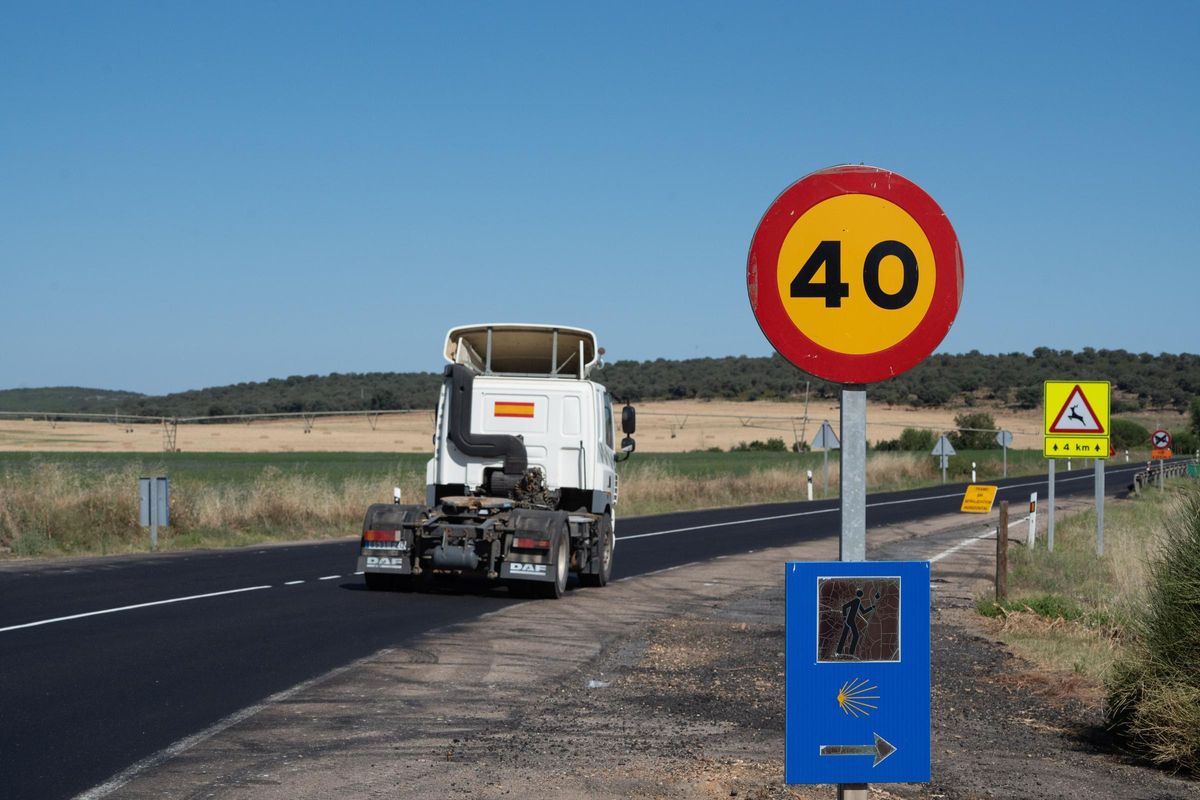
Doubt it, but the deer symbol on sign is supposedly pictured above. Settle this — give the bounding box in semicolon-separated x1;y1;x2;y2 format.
1068;404;1086;425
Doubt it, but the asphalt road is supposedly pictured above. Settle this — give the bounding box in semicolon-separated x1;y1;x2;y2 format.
0;461;1156;799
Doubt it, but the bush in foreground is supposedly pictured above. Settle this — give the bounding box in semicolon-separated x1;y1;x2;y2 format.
1105;485;1200;772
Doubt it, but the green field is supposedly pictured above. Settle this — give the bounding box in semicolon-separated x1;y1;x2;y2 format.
0;451;431;486
0;447;1050;488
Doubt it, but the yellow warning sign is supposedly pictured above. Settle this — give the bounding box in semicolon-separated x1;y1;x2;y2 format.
961;484;998;514
1043;381;1110;459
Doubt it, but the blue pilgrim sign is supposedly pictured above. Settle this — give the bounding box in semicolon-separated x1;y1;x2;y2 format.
785;560;930;785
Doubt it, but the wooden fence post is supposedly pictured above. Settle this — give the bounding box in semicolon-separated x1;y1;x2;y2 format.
996;501;1009;601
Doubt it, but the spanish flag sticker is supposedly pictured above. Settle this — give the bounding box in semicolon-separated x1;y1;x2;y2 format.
493;401;535;419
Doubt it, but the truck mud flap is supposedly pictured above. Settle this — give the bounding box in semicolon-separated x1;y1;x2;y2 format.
503;508;568;583
500;561;554;582
358;554;412;574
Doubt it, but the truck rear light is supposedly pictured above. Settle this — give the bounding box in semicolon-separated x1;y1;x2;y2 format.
513;536;550;550
363;530;399;542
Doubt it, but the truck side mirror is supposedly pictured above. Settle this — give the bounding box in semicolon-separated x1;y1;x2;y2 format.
621;405;636;435
621;436;636;454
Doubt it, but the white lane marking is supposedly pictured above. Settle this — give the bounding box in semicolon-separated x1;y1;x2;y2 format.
317;575;341;581
75;646;392;800
284;580;305;586
929;515;1030;563
615;468;1138;543
354;571;364;575
617;508;836;541
0;586;272;635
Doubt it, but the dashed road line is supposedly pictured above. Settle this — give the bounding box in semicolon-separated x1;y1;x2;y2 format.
0;585;273;634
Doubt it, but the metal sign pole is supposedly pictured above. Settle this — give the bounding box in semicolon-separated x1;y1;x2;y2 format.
1095;459;1105;556
1003;441;1008;478
838;387;869;800
840;388;867;561
1047;460;1056;553
823;448;829;498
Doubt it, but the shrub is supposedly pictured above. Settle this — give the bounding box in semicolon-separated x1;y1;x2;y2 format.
875;428;936;452
949;411;999;450
1105;486;1200;771
1172;429;1198;455
1111;418;1150;450
730;438;788;453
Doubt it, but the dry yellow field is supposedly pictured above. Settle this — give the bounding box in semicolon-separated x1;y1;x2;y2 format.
0;399;1052;453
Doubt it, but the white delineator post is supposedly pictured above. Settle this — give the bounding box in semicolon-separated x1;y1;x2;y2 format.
1027;492;1037;548
807;470;814;502
971;461;976;483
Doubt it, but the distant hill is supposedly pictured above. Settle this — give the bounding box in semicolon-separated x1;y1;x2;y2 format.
0;387;145;414
2;348;1197;418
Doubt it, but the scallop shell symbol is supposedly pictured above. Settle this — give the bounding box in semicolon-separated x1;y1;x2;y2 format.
836;677;879;717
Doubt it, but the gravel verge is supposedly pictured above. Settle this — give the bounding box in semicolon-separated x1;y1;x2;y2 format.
102;501;1196;799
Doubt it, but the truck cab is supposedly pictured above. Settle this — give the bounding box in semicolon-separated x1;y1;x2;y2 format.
358;324;635;598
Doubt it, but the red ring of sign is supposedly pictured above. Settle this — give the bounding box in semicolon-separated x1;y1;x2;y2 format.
747;165;963;384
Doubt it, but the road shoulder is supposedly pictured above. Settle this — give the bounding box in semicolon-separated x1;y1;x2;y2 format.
100;499;1196;799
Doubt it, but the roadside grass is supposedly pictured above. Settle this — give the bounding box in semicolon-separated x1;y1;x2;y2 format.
976;485;1186;682
976;479;1200;770
0;456;428;558
0;447;1073;559
1106;484;1200;771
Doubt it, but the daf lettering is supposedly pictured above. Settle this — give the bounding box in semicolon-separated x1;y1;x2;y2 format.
367;557;406;568
510;563;548;575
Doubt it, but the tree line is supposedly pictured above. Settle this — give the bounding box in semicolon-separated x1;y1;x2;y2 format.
2;348;1196;419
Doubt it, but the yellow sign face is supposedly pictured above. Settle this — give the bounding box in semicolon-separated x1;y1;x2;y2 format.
960;484;998;514
1043;380;1110;458
775;194;937;355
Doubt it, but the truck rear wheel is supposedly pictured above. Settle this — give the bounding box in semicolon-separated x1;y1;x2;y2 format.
579;514;613;588
534;527;570;599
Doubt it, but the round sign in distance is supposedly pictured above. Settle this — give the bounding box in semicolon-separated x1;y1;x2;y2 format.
1152;429;1172;448
747;165;963;384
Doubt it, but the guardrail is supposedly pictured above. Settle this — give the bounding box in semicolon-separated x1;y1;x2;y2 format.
1130;458;1198;493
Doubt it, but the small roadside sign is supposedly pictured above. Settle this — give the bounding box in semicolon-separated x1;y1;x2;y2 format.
1044;381;1110;458
811;421;840;450
961;485;998;513
138;476;170;550
1151;429;1172;459
786;560;931;784
995;430;1013;448
931;436;956;457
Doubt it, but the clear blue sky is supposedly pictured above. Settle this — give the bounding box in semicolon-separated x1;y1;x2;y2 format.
3;2;1197;395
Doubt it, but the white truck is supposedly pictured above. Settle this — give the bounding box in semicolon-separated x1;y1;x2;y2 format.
357;323;636;598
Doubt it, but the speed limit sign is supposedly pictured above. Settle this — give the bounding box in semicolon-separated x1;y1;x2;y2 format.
747;165;963;384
